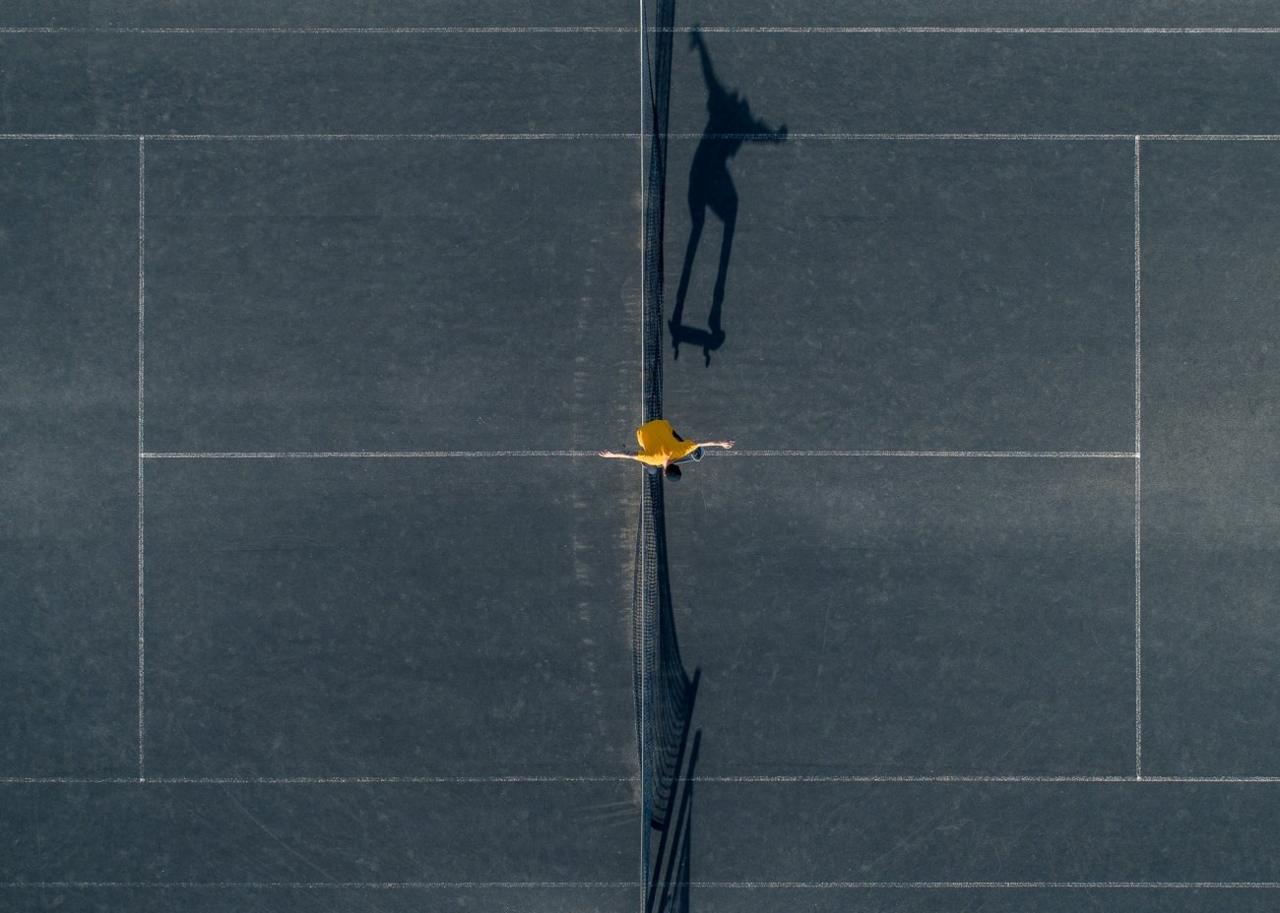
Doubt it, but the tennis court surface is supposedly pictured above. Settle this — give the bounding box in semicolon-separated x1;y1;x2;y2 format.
4;1;1280;911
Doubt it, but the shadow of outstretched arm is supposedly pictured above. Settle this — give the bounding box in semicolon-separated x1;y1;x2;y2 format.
690;27;720;96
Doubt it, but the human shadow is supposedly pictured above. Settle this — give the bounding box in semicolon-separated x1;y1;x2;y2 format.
669;28;788;366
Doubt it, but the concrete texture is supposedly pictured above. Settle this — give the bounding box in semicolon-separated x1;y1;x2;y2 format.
4;2;1280;911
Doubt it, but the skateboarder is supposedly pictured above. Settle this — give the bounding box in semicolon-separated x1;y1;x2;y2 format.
597;419;735;480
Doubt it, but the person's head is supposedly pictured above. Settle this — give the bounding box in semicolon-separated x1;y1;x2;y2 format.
664;463;683;481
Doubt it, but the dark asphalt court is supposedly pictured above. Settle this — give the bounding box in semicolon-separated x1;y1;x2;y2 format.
3;1;1280;911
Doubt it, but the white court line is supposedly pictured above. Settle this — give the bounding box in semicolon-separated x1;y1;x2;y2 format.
0;133;139;140
142;132;639;141
1147;134;1280;141
695;775;1280;783
155;775;631;783
138;450;1136;460
0;132;639;142
11;774;1280;784
0;776;633;784
694;775;1134;783
672;132;1133;141
0;26;636;34
13;132;1280;142
136;137;147;783
8;25;1280;34
125;132;1280;142
0;881;639;889
691;881;1280;889
0;132;1161;142
682;27;1280;34
1143;776;1280;783
5;881;1280;890
700;775;1280;783
695;774;1280;783
142;450;593;459
0;132;1121;142
713;450;1137;459
738;133;1280;141
1133;137;1144;780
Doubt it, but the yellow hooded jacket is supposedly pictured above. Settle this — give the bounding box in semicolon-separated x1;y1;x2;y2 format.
634;419;699;467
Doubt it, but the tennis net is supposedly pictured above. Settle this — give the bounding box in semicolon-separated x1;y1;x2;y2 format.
634;0;698;891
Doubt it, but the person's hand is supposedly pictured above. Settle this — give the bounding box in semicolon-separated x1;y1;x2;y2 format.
723;440;735;449
597;450;614;458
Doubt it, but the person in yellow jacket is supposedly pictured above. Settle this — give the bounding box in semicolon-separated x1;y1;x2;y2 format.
598;419;735;479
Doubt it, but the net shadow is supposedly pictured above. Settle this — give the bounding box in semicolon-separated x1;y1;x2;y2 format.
636;0;702;903
635;470;700;831
648;729;701;913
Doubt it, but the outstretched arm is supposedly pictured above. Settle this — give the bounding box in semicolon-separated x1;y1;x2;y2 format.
690;28;720;94
597;450;641;460
700;440;735;449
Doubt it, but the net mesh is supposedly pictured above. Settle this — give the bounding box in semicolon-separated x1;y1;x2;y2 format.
642;0;673;426
635;471;700;908
635;0;698;904
644;475;696;827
